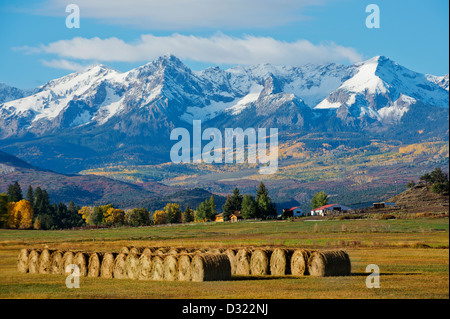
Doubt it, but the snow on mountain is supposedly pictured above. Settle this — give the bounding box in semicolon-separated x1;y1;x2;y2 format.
0;55;448;139
315;56;449;123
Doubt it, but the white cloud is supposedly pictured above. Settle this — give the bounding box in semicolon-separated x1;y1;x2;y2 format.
41;59;87;71
27;33;363;68
32;0;330;29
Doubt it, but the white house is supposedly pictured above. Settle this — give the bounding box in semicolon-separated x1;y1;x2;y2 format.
281;206;305;218
310;204;352;216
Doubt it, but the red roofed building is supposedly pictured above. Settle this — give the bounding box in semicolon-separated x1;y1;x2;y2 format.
281;206;304;218
310;204;352;216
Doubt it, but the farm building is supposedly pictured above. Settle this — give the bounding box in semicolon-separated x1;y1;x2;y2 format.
310;204;352;216
230;211;243;223
214;213;224;222
280;207;305;218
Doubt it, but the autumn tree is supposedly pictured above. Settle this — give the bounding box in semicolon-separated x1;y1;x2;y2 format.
164;203;182;224
104;207;125;226
153;210;167;225
6;200;33;229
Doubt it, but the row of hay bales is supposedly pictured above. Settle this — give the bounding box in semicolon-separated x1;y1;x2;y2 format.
17;246;351;281
225;247;351;277
17;248;231;282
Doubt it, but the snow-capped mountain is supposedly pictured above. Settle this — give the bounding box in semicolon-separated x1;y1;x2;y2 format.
0;55;448;172
315;56;449;124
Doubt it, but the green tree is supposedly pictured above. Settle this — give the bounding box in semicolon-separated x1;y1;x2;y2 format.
164;203;182;224
255;182;276;219
241;194;256;219
311;191;329;209
406;180;416;189
0;193;8;228
183;204;194;223
7;182;22;202
196;200;211;221
209;195;216;218
222;188;243;221
26;186;34;204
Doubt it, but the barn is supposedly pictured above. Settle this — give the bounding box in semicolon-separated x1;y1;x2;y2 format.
310;204;352;216
280;207;305;218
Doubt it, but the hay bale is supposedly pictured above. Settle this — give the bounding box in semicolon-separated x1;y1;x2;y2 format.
38;249;55;274
224;249;237;275
100;252;117;279
308;250;351;277
163;255;179;281
235;248;253;275
50;251;64;274
62;251;75;276
73;252;89;277
177;254;193;281
138;254;152;280
155;248;168;255
28;249;42;274
150;255;165;281
129;247;142;255
270;248;295;276
167;248;180;255
113;253;128;279
120;246;130;254
142;248;154;256
291;249;315;276
17;249;31;273
87;252;103;278
250;249;273;276
191;254;231;282
125;253;141;280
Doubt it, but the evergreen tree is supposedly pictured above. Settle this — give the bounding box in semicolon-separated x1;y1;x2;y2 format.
0;194;8;228
222;196;234;221
26;186;34;204
241;194;257;219
222;188;243;221
255;182;275;219
7;182;22;202
183;204;194;223
209;195;216;218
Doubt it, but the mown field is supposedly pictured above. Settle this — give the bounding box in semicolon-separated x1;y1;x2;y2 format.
0;218;448;299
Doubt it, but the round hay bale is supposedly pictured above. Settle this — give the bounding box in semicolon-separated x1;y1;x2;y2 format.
291;249;315;276
87;252;103;278
150;255;165;281
138;254;152;280
28;249;42;274
38;248;55;274
270;248;295;276
208;248;223;254
163;255;179;281
224;249;237;275
73;252;89;277
125;253;141;280
50;251;64;274
177;254;193;281
250;249;273;276
62;251;75;276
141;248;154;256
308;250;351;277
113;253;128;279
100;252;117;279
191;254;231;282
120;246;130;254
129;247;142;255
235;248;253;275
155;248;168;255
17;249;31;273
167;248;180;255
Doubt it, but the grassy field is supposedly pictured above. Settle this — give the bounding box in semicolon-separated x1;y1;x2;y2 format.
0;217;448;299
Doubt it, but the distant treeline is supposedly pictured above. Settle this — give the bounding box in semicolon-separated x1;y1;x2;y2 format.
0;182;85;230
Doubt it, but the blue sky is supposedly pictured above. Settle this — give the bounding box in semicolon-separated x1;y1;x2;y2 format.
0;0;448;89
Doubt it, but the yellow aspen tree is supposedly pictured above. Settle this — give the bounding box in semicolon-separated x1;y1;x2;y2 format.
15;200;33;229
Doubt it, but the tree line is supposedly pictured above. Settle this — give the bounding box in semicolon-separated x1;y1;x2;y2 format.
0;182;85;229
